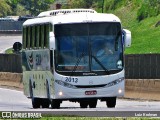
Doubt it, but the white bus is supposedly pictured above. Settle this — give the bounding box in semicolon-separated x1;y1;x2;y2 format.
22;9;131;109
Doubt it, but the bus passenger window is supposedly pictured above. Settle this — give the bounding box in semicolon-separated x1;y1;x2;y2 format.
39;26;42;48
32;26;35;48
23;27;26;49
44;24;46;48
34;26;37;48
49;23;53;31
41;25;44;48
44;24;49;48
27;27;30;48
30;26;32;49
36;26;40;48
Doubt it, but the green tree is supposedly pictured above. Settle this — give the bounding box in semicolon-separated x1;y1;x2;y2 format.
64;0;103;12
16;4;29;16
0;0;12;17
21;0;55;16
6;0;20;8
6;0;29;16
137;0;160;21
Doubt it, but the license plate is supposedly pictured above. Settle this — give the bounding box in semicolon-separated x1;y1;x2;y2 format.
85;90;97;95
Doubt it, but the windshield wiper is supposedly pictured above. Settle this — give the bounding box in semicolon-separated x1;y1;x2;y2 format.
70;52;110;75
70;52;85;76
91;55;110;75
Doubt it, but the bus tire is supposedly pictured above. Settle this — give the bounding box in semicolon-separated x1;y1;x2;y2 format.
32;98;41;108
80;101;88;108
41;99;50;108
29;79;40;108
89;99;97;108
51;100;61;109
106;97;116;108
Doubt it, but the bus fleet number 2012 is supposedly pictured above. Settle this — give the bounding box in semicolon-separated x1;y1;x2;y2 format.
65;77;78;83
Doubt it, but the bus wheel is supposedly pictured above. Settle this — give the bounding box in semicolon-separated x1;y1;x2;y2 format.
51;100;61;109
89;99;97;108
106;97;116;108
41;99;50;108
32;98;41;108
80;101;88;108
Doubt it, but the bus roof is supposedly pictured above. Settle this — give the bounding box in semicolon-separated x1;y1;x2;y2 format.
38;9;97;17
23;12;121;26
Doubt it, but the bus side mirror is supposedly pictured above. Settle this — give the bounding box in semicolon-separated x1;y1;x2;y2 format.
123;29;131;48
13;42;22;52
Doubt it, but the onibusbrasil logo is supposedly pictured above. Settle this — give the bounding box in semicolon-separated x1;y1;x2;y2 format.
1;112;42;119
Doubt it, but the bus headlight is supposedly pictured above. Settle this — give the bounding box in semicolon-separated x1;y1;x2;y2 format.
118;89;122;94
55;80;77;89
105;77;124;88
58;91;63;96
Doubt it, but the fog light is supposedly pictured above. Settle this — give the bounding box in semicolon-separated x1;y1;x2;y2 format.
118;89;122;94
59;91;63;96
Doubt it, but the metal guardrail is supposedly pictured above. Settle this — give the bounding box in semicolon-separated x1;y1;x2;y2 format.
0;21;23;31
0;30;22;35
125;54;160;79
0;54;22;73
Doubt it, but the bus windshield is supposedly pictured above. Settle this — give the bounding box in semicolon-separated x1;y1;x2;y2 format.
55;22;123;75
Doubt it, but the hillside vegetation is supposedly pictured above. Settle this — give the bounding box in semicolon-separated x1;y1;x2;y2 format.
0;0;54;16
103;0;160;54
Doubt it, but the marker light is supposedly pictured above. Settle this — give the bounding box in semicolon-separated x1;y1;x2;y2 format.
58;91;63;96
118;89;122;94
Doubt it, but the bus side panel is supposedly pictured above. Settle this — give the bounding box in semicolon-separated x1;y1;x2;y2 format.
23;71;54;98
22;50;55;99
22;49;50;71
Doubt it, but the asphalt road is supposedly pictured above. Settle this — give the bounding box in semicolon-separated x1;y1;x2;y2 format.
0;35;22;53
0;88;160;117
